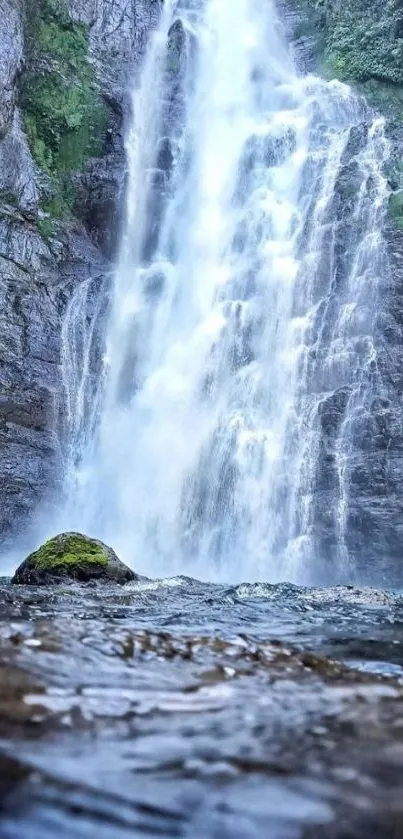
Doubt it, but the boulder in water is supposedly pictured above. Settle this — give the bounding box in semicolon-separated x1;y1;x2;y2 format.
11;532;136;586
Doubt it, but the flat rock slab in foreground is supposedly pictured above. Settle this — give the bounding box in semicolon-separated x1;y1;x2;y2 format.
11;532;136;585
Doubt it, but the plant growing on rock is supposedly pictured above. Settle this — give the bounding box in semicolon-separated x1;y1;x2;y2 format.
20;0;108;220
12;532;137;585
299;0;403;85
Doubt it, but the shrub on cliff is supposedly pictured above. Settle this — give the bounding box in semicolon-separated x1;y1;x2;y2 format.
304;0;403;85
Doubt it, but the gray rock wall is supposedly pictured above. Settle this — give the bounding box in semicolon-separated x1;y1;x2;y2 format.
0;0;161;548
284;0;403;586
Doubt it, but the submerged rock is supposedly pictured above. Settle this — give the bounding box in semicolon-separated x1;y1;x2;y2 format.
11;532;136;586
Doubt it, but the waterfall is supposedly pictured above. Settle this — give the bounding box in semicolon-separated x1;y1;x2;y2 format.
58;0;390;583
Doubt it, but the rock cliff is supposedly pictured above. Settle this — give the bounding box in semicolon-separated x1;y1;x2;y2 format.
286;0;403;584
0;0;160;547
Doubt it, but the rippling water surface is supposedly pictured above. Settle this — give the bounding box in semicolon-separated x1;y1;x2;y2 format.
1;578;403;838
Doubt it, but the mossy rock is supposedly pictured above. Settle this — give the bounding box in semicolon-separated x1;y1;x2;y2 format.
11;532;136;586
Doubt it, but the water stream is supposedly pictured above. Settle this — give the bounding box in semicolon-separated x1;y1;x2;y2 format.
57;0;389;584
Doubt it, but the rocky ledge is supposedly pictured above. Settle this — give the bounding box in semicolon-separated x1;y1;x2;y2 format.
11;531;136;585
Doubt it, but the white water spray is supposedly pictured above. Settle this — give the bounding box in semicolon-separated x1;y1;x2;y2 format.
57;0;389;583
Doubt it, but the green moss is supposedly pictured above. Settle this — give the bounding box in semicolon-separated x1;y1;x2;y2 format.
31;534;108;571
20;0;109;221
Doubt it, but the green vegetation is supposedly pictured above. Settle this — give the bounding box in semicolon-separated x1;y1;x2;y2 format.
358;79;403;124
292;0;403;129
20;0;108;219
30;533;108;570
389;191;403;229
324;3;403;84
37;215;56;239
301;0;403;86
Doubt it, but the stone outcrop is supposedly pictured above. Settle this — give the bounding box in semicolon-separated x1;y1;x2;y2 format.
0;0;161;548
11;531;136;584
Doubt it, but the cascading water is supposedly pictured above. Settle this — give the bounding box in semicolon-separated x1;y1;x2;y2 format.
57;0;390;583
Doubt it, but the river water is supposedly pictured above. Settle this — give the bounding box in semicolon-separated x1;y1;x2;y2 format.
1;578;403;837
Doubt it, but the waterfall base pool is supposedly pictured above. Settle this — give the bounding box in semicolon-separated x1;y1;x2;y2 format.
0;577;402;838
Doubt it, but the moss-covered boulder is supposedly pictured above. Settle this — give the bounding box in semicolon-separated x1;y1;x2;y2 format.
11;532;136;586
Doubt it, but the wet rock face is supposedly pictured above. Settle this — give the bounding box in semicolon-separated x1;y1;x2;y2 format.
69;0;162;256
0;0;23;140
0;0;161;548
283;4;403;586
12;532;136;584
140;13;190;263
279;0;317;73
303;119;400;586
68;0;161;104
0;218;106;541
